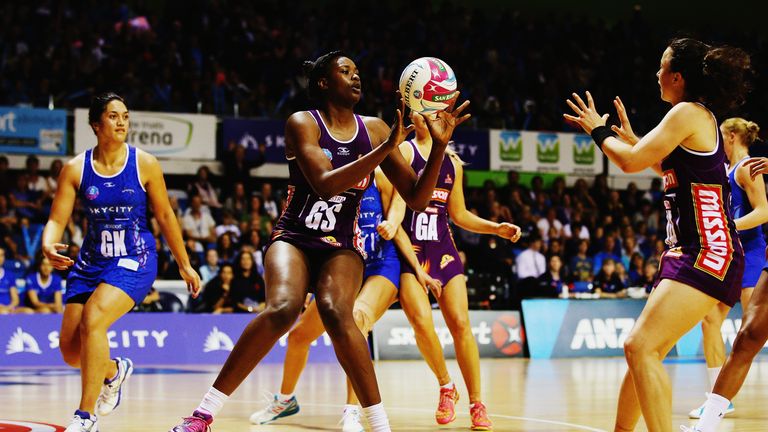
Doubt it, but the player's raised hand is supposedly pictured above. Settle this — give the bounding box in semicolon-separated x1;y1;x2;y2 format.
423;94;471;148
383;91;416;150
42;243;74;270
611;96;639;145
564;91;608;134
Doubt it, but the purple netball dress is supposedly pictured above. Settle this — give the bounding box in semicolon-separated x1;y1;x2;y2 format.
654;106;744;306
401;141;464;285
268;110;372;261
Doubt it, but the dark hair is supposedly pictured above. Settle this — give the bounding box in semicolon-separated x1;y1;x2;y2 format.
88;92;125;127
668;38;752;115
302;50;347;101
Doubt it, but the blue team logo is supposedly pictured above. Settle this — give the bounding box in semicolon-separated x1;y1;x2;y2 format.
85;186;99;200
323;148;333;161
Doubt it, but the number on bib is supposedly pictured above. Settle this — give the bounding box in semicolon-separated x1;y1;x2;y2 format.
100;230;127;257
414;213;438;241
305;201;342;232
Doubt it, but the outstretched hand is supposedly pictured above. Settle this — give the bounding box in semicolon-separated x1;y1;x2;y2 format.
563;91;608;134
42;243;74;270
611;96;639;145
383;92;416;150
744;157;768;181
422;95;471;147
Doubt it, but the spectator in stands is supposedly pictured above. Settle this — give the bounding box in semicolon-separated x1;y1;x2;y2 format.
189;165;222;212
627;252;645;283
46;159;63;196
216;232;237;264
10;174;42;221
634;259;659;295
247;194;271;238
537;207;563;244
223;141;265;195
24;255;64;313
593;235;621;272
25;156;49;197
593;258;626;298
230;250;265;313
260;182;279;221
0;248;29;314
515;205;538;244
569;239;594;283
0;195;19;258
615;262;630;288
155;237;171;279
182;195;216;253
200;248;220;285
197;263;235;314
515;235;546;295
224;181;249;223
215;209;241;242
534;254;565;298
134;288;162;312
239;230;265;276
642;177;664;206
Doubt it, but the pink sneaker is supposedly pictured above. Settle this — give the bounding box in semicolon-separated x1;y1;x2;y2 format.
170;410;213;432
435;384;459;425
470;402;493;431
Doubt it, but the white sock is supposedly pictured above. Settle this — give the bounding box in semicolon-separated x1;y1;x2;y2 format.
197;386;229;417
440;381;454;390
278;392;294;402
707;367;721;391
362;402;390;432
344;404;358;411
694;393;730;432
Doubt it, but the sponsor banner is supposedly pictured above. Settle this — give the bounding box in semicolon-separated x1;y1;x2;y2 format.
0;313;337;367
450;129;489;170
74;108;217;159
676;302;768;356
489;129;601;176
221;118;287;163
0;106;66;155
372;310;524;360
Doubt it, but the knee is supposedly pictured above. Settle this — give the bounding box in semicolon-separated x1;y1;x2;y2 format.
406;309;434;334
353;307;373;335
316;297;352;331
623;335;657;365
263;299;303;333
732;324;766;358
80;303;108;336
702;313;723;333
445;314;471;336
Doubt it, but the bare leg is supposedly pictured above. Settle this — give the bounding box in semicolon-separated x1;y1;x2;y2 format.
701;303;731;367
78;284;135;412
212;242;309;395
60;303;118;379
436;275;482;403
280;301;325;394
616;280;718;432
399;273;451;386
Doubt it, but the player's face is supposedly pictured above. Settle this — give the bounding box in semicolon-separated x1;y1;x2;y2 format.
657;47;682;104
327;57;361;104
96;100;130;143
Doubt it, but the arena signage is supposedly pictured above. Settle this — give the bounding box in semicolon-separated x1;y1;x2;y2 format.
0;314;337;367
371;310;525;360
489;129;602;176
449;129;490;170
0;106;67;155
74;108;217;159
221;118;287;163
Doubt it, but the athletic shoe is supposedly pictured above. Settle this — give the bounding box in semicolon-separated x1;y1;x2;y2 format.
435;384;459;424
64;410;98;432
688;400;734;419
470;402;493;431
96;357;134;416
249;393;300;424
170;410;212;432
680;427;701;432
340;405;365;432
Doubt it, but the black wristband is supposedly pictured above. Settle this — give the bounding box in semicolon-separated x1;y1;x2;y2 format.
590;126;616;151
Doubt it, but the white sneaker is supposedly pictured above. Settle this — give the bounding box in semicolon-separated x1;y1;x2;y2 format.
96;357;134;416
688;398;734;419
64;411;98;432
249;393;301;424
340;405;365;432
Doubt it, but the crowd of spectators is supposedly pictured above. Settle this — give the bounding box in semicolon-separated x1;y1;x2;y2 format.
0;144;683;313
0;1;766;134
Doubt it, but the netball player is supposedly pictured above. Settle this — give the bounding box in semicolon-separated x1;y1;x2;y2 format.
688;118;765;419
249;167;440;431
386;112;521;431
42;92;201;432
565;38;751;432
170;51;469;432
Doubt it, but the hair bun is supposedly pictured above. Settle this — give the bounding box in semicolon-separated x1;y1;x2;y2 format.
302;60;315;77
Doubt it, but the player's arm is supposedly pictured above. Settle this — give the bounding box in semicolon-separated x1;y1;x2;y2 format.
734;162;768;231
42;157;81;270
447;158;522;242
565;92;695;173
140;150;201;297
290;99;414;201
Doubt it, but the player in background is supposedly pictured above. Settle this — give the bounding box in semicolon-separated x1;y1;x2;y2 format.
565;38;751;432
42;92;200;432
688;118;766;419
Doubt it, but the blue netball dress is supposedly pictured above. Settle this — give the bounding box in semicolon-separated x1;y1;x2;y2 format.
728;157;767;288
65;145;157;305
25;272;64;304
359;179;400;289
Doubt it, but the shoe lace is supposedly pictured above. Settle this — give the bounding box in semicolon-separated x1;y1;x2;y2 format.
180;416;211;432
339;407;360;425
262;392;287;415
471;403;488;420
438;387;455;410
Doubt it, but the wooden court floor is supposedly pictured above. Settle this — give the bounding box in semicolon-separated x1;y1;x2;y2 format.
2;357;768;431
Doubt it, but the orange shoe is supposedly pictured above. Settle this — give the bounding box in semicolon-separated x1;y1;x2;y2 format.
470;402;493;431
435;384;460;424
